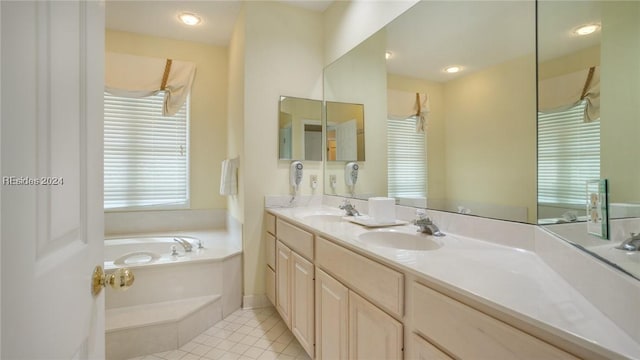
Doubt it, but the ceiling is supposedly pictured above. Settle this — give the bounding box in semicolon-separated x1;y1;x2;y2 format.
385;0;601;83
105;0;333;46
106;1;602;82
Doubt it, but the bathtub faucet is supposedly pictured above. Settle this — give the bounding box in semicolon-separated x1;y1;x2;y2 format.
173;237;193;252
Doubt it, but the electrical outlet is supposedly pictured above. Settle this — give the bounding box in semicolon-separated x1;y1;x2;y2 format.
310;174;318;189
329;174;337;188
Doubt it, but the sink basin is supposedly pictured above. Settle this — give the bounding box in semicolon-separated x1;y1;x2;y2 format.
358;229;442;251
302;214;344;223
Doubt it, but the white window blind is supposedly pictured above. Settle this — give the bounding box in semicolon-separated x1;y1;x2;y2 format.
538;100;600;205
387;117;427;198
104;92;189;210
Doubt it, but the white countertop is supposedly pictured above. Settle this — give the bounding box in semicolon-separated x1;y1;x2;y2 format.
267;205;640;359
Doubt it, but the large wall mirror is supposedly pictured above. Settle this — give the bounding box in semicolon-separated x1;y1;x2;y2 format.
538;1;640;280
278;96;323;161
323;1;538;223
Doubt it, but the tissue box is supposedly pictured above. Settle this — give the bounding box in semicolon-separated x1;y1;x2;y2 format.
368;197;396;223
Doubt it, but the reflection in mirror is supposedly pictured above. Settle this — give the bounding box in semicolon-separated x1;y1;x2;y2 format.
325;101;365;162
278;96;322;161
538;1;640;280
323;1;537;223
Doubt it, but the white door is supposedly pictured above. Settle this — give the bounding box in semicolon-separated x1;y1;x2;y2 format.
1;1;105;358
336;119;357;161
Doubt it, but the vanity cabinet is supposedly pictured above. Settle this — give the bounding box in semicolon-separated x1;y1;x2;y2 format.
266;211;588;360
270;217;316;358
315;269;348;360
264;212;276;306
275;241;292;326
291;250;315;356
410;282;579;360
409;333;452;360
315;237;403;360
349;290;403;359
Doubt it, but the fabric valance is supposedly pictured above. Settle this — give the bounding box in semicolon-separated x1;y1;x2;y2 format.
538;66;600;122
388;89;430;133
105;52;196;116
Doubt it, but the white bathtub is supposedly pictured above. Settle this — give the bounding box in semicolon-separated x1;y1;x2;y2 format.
105;235;211;269
104;230;242;360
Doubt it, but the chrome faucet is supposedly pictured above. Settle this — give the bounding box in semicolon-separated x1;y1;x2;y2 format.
339;199;360;216
173;237;193;252
413;210;445;237
615;233;640;251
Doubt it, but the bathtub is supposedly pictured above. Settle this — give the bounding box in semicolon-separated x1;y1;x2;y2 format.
104;230;242;360
105;235;211;269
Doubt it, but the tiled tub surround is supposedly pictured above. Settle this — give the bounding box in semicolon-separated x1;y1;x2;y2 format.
266;198;640;359
105;229;242;360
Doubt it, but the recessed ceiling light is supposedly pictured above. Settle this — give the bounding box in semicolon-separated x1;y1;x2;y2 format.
444;66;461;74
574;24;600;36
178;12;202;26
385;51;393;60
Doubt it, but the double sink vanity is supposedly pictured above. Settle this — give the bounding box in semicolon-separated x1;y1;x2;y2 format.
264;198;640;360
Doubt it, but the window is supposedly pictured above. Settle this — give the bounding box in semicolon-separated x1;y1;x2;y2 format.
538;100;600;205
104;92;189;210
387;117;427;198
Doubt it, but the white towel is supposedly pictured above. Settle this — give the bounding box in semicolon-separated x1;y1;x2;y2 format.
219;158;238;196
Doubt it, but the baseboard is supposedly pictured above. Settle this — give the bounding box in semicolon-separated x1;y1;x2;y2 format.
242;294;271;309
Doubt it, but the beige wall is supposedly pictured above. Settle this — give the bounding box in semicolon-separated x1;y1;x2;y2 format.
323;0;419;65
443;54;538;223
228;2;324;298
387;74;445;202
228;8;246;224
538;45;600;80
324;30;388;198
106;30;228;210
600;2;640;203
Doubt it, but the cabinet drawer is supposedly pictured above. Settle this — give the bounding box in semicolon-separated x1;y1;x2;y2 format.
277;219;314;260
266;232;276;270
266;266;275;306
411;282;578;360
265;212;276;235
316;237;403;318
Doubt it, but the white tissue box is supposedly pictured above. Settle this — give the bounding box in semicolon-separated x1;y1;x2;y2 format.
368;197;396;223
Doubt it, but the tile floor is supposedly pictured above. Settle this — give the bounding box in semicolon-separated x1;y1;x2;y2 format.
127;307;311;360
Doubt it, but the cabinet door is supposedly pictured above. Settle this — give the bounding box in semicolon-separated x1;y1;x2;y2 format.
276;241;292;327
266;232;276;270
410;333;452;360
349;290;403;360
316;269;348;360
291;252;315;358
266;266;276;306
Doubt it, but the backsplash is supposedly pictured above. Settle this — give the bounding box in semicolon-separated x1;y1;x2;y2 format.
105;209;227;235
321;194;536;251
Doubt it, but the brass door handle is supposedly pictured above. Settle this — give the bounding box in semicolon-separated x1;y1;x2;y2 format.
91;265;135;296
